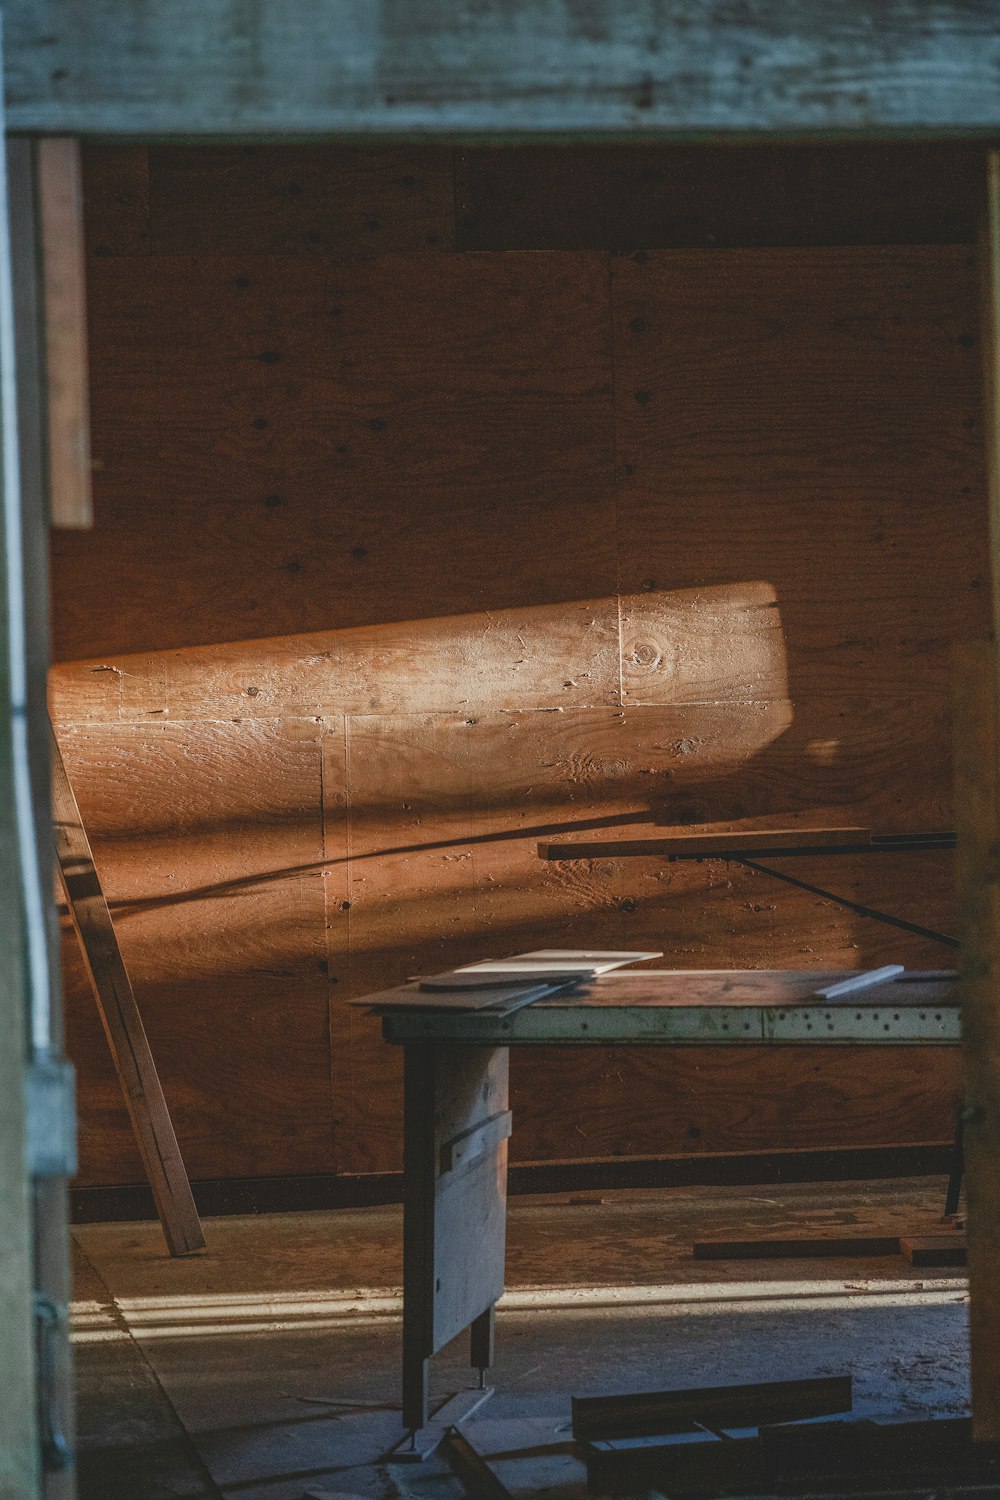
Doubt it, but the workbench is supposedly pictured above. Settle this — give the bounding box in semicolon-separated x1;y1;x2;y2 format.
358;967;960;1432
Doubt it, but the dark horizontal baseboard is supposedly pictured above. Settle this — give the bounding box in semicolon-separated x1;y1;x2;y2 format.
70;1141;954;1225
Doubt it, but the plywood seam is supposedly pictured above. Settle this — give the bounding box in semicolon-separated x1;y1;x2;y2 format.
318;714;336;1167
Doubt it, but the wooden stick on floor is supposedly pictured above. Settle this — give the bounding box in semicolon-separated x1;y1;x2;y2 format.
50;720;205;1256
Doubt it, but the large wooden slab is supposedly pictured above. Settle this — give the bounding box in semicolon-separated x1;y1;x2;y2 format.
47;604;622;724
8;0;1000;137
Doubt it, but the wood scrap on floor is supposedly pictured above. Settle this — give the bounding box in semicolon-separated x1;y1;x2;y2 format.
693;1232;967;1263
571;1375;852;1443
572;1372;998;1499
899;1233;967;1266
693;1235;901;1261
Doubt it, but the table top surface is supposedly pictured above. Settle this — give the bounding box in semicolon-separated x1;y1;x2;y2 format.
363;968;961;1046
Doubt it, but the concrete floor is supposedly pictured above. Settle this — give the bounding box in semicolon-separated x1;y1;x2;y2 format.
71;1176;971;1500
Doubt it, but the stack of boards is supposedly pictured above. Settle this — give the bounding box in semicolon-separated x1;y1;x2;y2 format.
350;950;662;1016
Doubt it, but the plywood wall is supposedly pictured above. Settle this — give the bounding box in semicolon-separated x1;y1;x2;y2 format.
52;144;987;1188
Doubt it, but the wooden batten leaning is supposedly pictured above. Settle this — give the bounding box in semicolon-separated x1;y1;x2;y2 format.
49;719;204;1257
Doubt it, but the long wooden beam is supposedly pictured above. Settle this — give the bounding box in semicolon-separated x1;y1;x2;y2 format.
50;723;205;1257
6;0;1000;139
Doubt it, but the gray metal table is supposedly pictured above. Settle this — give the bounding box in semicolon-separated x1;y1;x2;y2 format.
363;967;960;1431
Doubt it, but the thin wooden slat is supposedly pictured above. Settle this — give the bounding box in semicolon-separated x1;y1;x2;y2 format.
539;827;873;860
693;1236;899;1260
50;720;204;1254
38;137;93;528
8;1;1000;138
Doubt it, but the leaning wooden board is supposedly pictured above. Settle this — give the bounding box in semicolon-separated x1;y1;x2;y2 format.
50;721;204;1256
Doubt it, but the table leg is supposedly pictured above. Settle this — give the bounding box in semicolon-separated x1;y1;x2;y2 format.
470;1304;495;1384
402;1042;510;1431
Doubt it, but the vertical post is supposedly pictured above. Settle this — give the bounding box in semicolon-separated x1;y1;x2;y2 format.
402;1046;435;1433
0;120;50;1500
955;644;1000;1441
962;148;1000;1443
9;136;79;1495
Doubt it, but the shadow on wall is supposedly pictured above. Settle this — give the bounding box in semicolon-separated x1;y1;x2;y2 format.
50;577;957;985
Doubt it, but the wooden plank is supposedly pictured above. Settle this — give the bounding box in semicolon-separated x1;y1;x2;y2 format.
613;246;988;703
693;1235;900;1260
401;1044;507;1429
50;720;204;1255
539;827;873;859
39;137;92;529
899;1233;966;1266
148;145;455;254
8;1;1000;138
58;717;337;1187
572;1375;852;1441
456;145;981;253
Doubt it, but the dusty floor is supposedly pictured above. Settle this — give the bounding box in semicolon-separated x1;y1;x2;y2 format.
71;1176;971;1499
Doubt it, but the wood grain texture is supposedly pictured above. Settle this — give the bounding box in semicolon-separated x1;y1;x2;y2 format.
456;145;981;252
57;719;337;1184
81;144;150;257
8;0;1000;137
331;707;956;1171
148;146;456;254
613;246;989;701
507;1044;960;1162
51;721;203;1253
56;149;979;1186
47;602;621;723
53;251;615;660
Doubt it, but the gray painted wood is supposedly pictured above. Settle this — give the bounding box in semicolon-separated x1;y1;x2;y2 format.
375;971;962;1046
8;137;76;1500
382;1002;961;1046
6;0;1000;139
0;129;42;1500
